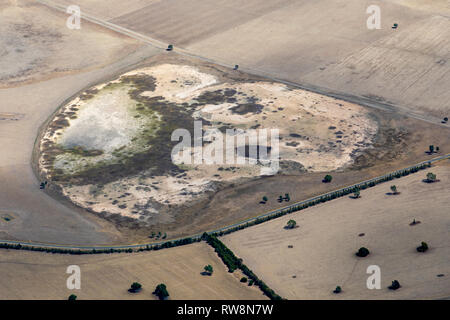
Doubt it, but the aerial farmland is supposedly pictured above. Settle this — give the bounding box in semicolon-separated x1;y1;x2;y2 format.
0;0;448;305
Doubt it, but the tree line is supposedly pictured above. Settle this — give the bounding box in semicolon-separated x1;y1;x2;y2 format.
213;161;434;237
203;233;283;301
0;159;445;255
0;237;202;255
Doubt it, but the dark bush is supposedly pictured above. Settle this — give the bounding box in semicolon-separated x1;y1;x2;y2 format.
153;283;169;300
333;286;342;294
129;282;142;293
68;294;77;301
416;242;429;253
388;280;401;290
356;247;370;257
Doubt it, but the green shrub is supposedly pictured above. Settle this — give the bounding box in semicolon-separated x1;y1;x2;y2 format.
390;185;397;194
416;242;429;253
333;286;342;294
388;280;401;290
204;265;213;275
153;283;169;300
129;282;142;293
286;220;297;229
426;172;437;182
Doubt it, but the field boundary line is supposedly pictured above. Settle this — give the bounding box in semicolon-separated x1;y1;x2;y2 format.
1;153;448;252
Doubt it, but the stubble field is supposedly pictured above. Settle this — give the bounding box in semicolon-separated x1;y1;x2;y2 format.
222;163;450;299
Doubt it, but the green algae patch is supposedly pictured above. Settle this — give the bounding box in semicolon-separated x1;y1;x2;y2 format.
40;73;194;186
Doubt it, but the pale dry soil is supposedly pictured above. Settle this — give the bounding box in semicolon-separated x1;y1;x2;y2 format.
39;63;377;222
0;242;266;300
222;164;450;300
0;0;161;244
49;0;450;120
0;0;139;88
2;0;447;246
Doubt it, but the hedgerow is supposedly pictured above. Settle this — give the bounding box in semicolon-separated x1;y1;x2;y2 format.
203;233;283;300
0;159;442;255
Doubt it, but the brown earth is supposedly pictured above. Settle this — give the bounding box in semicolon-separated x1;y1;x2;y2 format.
1;0;448;247
72;72;447;244
222;163;450;299
0;242;266;300
0;0;140;88
47;0;450;120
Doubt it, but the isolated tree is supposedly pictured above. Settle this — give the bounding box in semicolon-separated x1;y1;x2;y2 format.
286;220;297;229
204;265;213;275
129;282;142;293
444;117;448;122
323;175;333;183
429;145;434;153
426;172;437;182
356;247;370;257
240;277;248;283
284;193;290;202
333;286;342;294
68;294;77;301
390;185;398;194
388;280;401;290
416;242;429;253
278;195;283;202
436;146;440;152
154;283;169;300
353;190;361;198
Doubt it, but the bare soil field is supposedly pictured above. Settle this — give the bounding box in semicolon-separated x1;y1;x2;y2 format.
0;0;447;303
0;0;161;245
391;0;450;15
52;0;450;119
54;0;161;21
0;242;265;300
0;0;140;88
1;0;448;247
222;164;450;300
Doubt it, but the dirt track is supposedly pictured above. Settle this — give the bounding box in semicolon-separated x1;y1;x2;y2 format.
0;0;448;302
0;0;162;244
1;0;448;246
42;0;450;122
